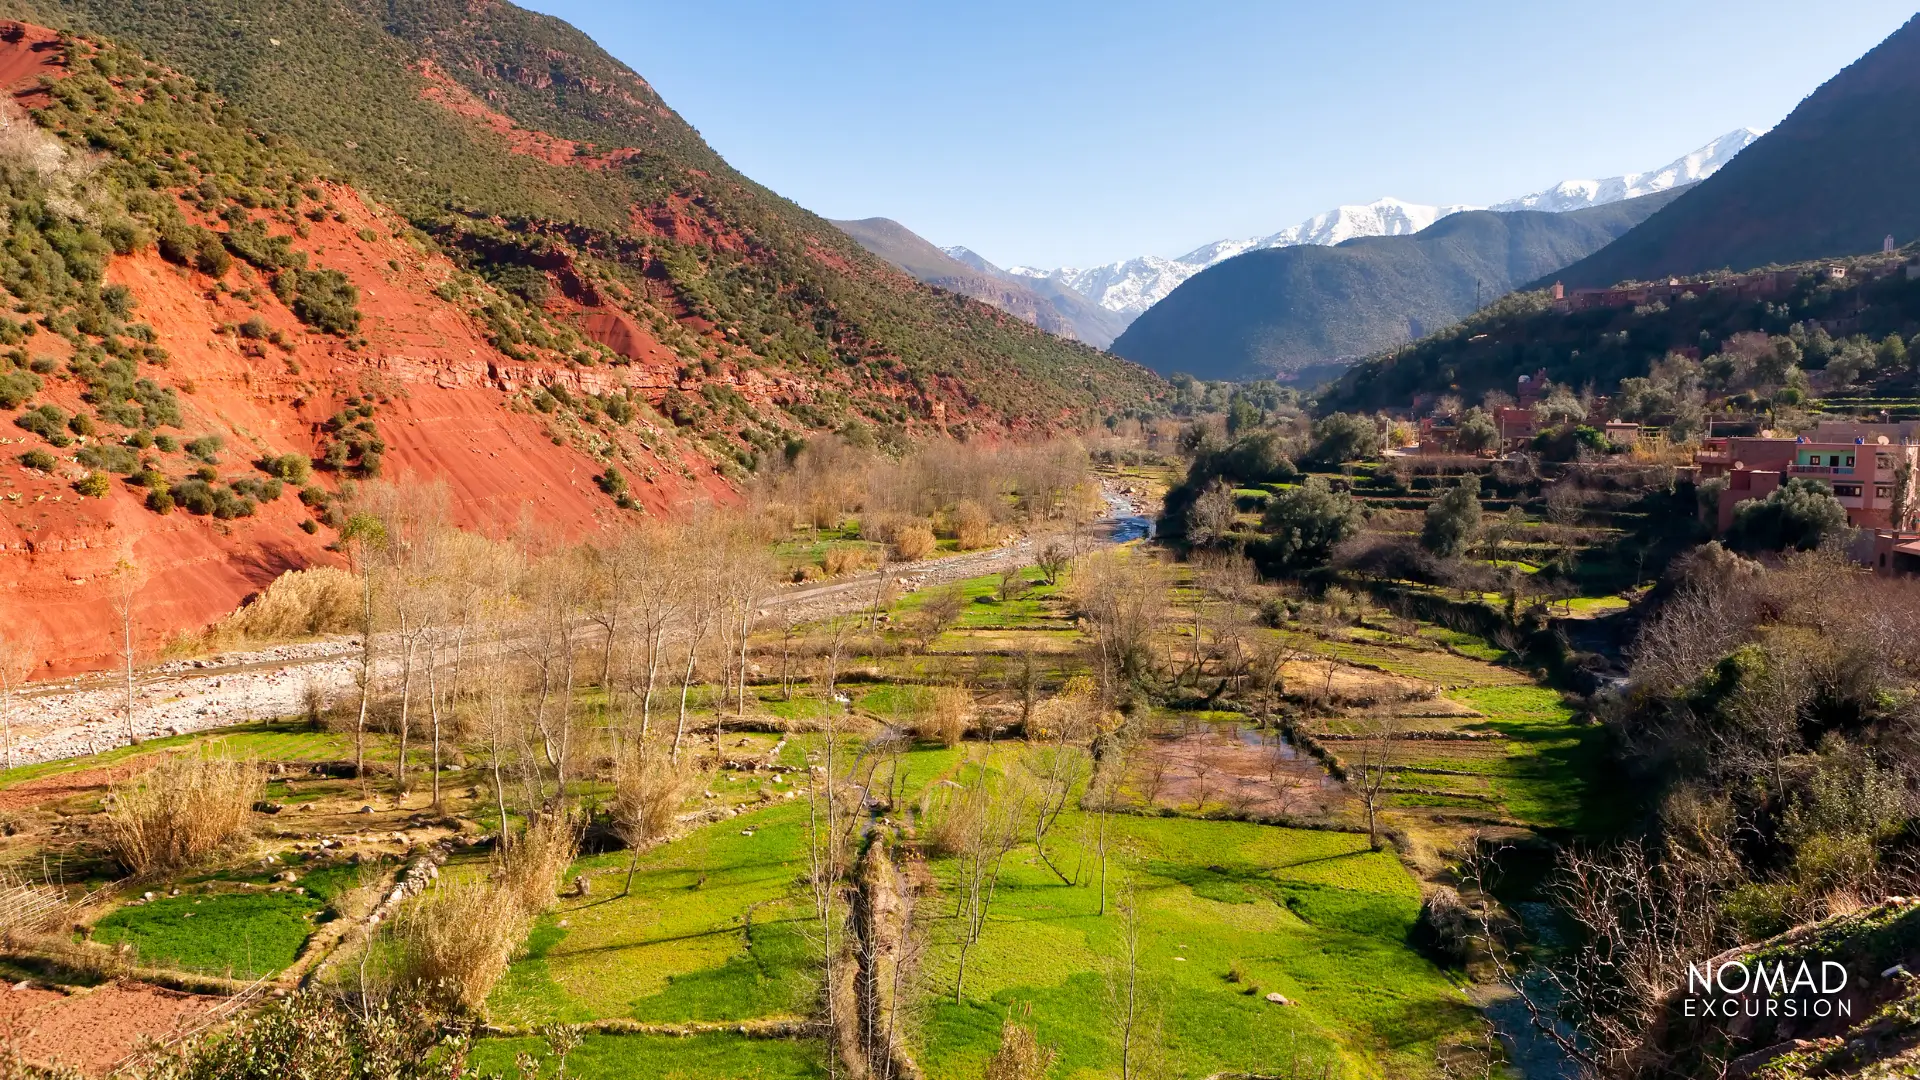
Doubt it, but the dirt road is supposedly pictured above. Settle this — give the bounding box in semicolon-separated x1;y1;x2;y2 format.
4;491;1154;769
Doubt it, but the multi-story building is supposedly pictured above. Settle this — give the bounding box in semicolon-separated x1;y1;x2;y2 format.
1697;420;1920;532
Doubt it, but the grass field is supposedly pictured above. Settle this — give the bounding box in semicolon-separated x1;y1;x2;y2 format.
489;797;817;1025
469;1033;826;1080
0;722;355;793
92;889;324;977
914;748;1478;1080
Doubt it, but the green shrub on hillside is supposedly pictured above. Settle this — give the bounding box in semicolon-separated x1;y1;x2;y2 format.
283;268;361;334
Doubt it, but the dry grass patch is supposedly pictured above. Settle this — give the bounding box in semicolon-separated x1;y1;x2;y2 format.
214;567;360;642
396;879;527;1014
496;816;579;915
101;752;262;875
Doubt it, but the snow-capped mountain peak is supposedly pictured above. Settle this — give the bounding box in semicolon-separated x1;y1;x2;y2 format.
1487;127;1765;213
1003;129;1764;320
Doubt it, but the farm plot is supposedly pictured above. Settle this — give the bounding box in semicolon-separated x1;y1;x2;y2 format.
913;758;1481;1080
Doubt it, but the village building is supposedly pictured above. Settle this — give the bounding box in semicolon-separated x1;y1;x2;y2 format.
1696;420;1920;535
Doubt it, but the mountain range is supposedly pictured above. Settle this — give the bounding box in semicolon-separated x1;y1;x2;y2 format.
1549;14;1920;287
1109;187;1687;382
1002;128;1763;323
830;218;1128;347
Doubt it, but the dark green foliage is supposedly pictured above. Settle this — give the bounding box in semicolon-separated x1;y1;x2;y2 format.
284;268;360;334
77;441;139;473
0;369;40;408
224;219;306;272
19;448;55;471
1531;424;1615;462
1111;190;1685;380
1421;476;1482;558
146;485;174;513
168;477;256;518
1304;412;1382;466
185;434;224;462
1726;477;1851;552
1257;476;1362;570
1553;17;1920;287
154;433;179;453
14;403;70;444
230;475;282;501
1455;407;1498;452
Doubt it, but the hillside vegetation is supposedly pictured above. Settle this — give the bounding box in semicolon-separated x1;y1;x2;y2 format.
1323;247;1920;415
1551;13;1920;287
9;0;1162;426
1110;189;1682;382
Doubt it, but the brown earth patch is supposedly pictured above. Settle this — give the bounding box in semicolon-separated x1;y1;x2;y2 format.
0;22;67;108
1131;723;1348;820
1;980;220;1075
412;58;641;171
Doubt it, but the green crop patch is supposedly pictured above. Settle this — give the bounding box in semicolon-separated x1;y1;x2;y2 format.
92;890;323;977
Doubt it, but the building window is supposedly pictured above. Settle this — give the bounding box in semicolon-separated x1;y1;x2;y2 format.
1879;486;1894;498
1847;455;1856;467
1835;484;1863;497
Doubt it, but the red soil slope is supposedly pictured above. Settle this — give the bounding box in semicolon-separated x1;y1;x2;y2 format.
0;33;744;677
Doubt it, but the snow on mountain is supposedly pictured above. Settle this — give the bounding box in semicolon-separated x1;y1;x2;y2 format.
1008;129;1763;320
1487;128;1766;213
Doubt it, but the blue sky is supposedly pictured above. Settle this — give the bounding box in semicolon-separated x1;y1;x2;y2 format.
521;1;1916;270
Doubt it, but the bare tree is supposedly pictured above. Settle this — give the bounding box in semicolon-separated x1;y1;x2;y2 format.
1103;877;1152;1080
107;555;145;746
339;512;389;787
1074;550;1170;706
0;629;36;770
948;763;1027;1004
1352;712;1402;850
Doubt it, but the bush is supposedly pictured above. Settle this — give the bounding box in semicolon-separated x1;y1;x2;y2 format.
185;434;224;463
77;442;139;474
950;499;993;550
823;545;876;577
1259;477;1362;570
1727;477;1850;552
495;817;577;916
216;568;360;641
73;471;110;498
1421;476;1482;558
262;453;311;483
18;448;54;471
1305;412;1382;466
101;753;263;875
890;520;937;560
395;881;525;1015
145;486;175;514
14;403;69;444
0;369;40;408
911;686;973;747
285;268;361;334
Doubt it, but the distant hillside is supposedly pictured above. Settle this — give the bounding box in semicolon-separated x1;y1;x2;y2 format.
1110;188;1685;381
1320;248;1920;414
1553;14;1920;287
831;218;1126;347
